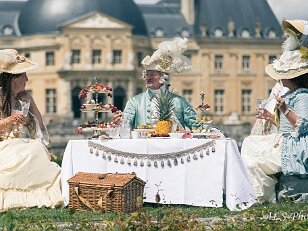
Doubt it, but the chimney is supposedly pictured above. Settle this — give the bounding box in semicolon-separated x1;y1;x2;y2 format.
181;0;195;25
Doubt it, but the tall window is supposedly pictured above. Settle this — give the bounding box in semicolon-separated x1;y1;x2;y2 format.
214;55;223;70
242;89;252;113
136;52;143;67
183;89;193;103
71;49;81;64
92;49;101;64
242;55;250;71
24;52;31;58
45;51;55;66
214;89;224;113
46;89;56;114
268;55;277;64
112;50;122;64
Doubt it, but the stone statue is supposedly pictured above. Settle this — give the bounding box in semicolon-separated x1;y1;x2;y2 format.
227;18;235;37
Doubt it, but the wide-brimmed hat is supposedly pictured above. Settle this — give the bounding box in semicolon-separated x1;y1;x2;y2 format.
266;20;308;80
141;37;192;74
282;19;308;35
0;49;38;75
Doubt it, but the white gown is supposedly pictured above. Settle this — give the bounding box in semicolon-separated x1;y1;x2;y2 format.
0;110;63;211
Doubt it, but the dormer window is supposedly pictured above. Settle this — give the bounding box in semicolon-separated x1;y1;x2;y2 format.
214;28;223;38
241;29;250;38
181;28;190;38
268;30;276;39
2;25;14;36
155;28;164;37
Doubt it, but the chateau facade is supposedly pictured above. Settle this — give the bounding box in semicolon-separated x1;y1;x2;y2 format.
0;0;283;125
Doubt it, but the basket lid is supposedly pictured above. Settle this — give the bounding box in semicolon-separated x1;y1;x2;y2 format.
67;172;145;187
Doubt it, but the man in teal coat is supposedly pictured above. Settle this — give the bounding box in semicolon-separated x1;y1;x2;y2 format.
123;70;199;130
114;37;199;130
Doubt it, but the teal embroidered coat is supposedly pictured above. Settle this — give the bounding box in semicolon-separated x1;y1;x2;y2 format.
123;89;199;130
279;88;308;176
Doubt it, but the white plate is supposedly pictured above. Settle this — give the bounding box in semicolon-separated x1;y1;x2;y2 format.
88;90;109;93
81;127;96;132
134;128;155;132
150;137;171;139
192;133;221;139
192;132;215;136
168;133;184;139
95;127;111;132
80;127;112;132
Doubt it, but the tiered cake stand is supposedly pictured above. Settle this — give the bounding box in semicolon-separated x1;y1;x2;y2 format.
77;78;116;138
193;91;213;134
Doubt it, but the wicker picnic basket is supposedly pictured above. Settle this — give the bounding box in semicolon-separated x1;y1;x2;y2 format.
67;172;145;213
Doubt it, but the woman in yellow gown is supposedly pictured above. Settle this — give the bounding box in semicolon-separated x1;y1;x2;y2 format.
0;49;63;211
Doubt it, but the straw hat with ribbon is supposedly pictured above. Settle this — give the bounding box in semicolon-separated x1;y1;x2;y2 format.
265;20;308;80
0;49;38;75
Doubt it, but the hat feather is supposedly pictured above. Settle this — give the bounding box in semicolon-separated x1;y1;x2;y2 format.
282;31;299;52
0;51;16;73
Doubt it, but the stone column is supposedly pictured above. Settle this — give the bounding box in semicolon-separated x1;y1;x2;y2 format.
59;79;73;119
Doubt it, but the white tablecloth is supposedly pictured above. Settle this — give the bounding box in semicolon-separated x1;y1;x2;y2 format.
61;138;255;211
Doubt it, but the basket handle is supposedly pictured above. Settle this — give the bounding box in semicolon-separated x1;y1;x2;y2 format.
74;186;95;211
98;189;114;210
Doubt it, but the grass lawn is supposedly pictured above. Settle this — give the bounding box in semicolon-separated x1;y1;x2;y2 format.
1;202;307;230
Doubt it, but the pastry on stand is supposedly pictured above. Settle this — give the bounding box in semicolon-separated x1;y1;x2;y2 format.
75;77;117;139
192;91;217;138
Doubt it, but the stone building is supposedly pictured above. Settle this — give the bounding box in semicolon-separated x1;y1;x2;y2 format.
0;0;283;129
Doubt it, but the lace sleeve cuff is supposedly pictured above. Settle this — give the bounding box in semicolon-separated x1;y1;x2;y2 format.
294;116;308;138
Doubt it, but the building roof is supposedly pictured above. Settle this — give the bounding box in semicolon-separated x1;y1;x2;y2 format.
17;0;148;35
194;0;282;38
140;0;282;39
0;0;282;39
139;3;194;38
0;1;26;36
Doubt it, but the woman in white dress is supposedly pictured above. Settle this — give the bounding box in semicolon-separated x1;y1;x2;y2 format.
0;49;63;211
241;20;308;203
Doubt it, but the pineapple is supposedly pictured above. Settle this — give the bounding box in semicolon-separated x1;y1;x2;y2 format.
154;89;175;135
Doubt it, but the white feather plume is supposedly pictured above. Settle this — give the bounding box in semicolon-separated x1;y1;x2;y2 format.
150;37;188;63
0;50;16;73
282;33;299;52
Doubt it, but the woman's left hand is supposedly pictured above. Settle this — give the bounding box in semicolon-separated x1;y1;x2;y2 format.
274;95;287;113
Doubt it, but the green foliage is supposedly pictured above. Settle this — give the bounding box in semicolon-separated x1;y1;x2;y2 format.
154;89;175;121
0;202;307;230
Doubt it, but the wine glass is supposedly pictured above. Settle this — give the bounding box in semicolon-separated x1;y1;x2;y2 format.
12;98;30;138
257;99;266;115
119;112;131;139
21;98;30;116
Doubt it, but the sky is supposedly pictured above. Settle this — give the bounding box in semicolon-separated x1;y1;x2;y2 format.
134;0;308;23
2;0;307;22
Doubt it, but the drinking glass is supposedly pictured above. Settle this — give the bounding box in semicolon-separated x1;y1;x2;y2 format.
12;99;30;138
257;99;266;115
11;110;23;138
109;127;120;139
21;98;30;116
120;123;131;139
